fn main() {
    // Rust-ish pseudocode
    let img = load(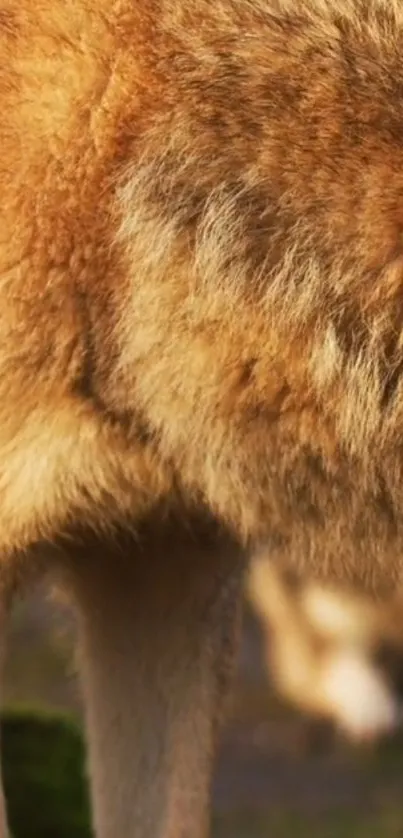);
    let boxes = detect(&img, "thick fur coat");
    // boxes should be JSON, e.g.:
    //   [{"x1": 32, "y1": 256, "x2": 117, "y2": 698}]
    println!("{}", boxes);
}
[
  {"x1": 2, "y1": 2, "x2": 403, "y2": 836},
  {"x1": 2, "y1": 1, "x2": 403, "y2": 587}
]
